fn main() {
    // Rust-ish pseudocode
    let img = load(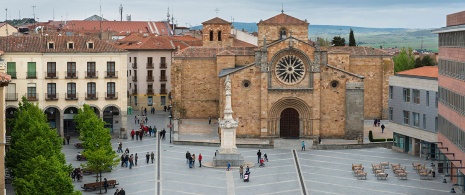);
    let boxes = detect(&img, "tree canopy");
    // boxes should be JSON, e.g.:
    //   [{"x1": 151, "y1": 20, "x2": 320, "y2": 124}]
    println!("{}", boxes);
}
[
  {"x1": 393, "y1": 47, "x2": 415, "y2": 72},
  {"x1": 75, "y1": 104, "x2": 119, "y2": 193},
  {"x1": 331, "y1": 36, "x2": 346, "y2": 46},
  {"x1": 349, "y1": 28, "x2": 356, "y2": 46},
  {"x1": 6, "y1": 97, "x2": 79, "y2": 195}
]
